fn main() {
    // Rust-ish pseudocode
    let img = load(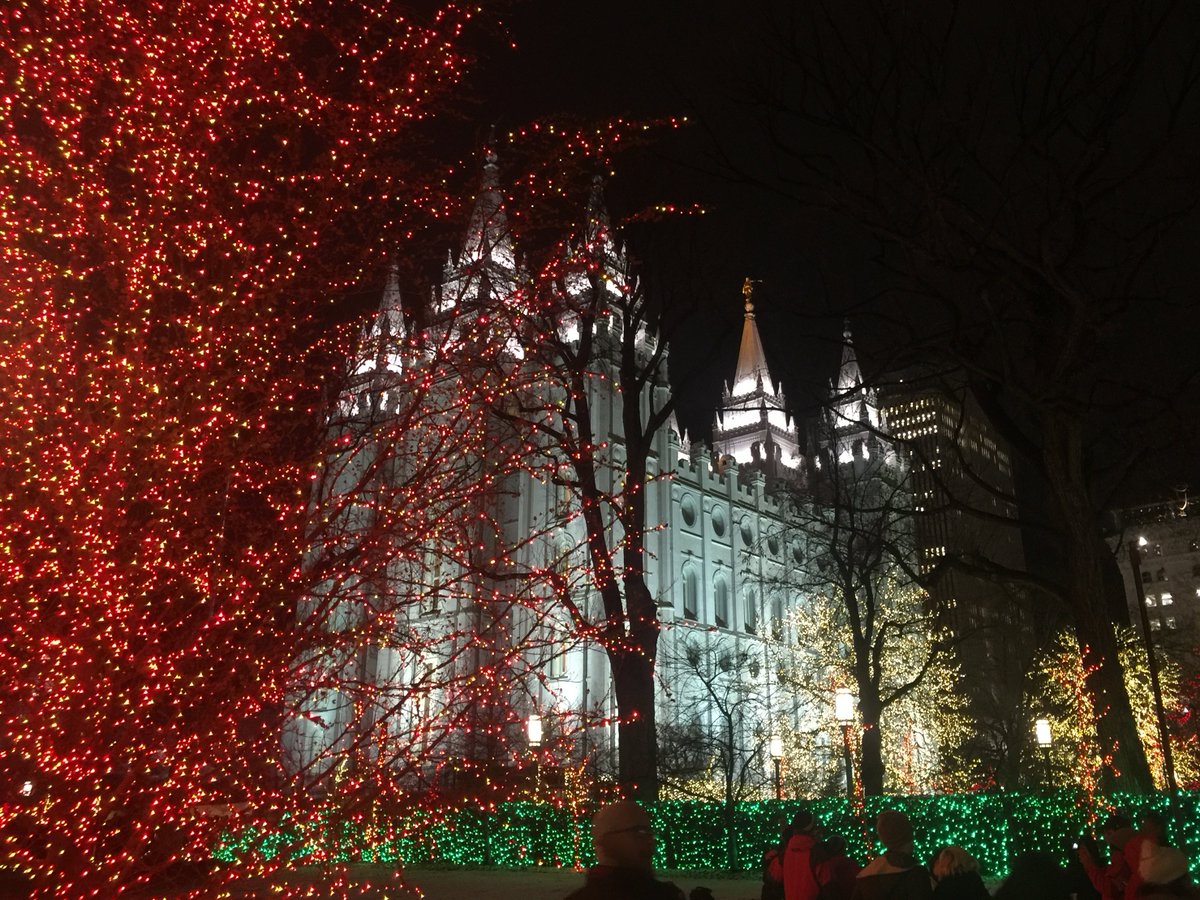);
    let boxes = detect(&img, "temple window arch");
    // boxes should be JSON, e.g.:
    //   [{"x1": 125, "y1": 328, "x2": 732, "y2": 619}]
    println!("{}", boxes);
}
[
  {"x1": 744, "y1": 588, "x2": 758, "y2": 634},
  {"x1": 714, "y1": 576, "x2": 730, "y2": 628},
  {"x1": 682, "y1": 564, "x2": 698, "y2": 621}
]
